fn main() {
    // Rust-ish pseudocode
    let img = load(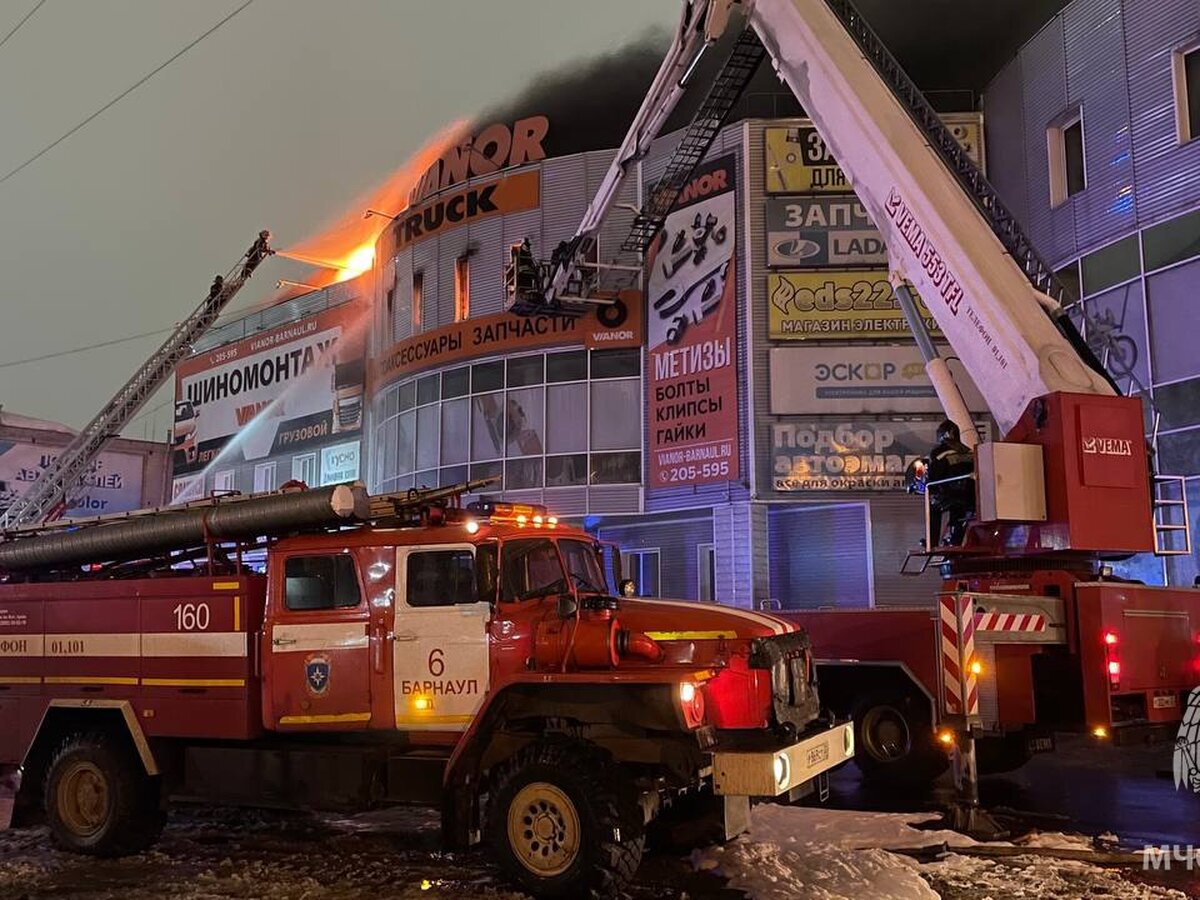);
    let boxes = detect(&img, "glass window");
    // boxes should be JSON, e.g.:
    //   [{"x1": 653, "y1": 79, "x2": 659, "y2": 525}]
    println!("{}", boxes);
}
[
  {"x1": 476, "y1": 543, "x2": 498, "y2": 605},
  {"x1": 546, "y1": 383, "x2": 588, "y2": 453},
  {"x1": 292, "y1": 454, "x2": 317, "y2": 485},
  {"x1": 397, "y1": 380, "x2": 416, "y2": 412},
  {"x1": 413, "y1": 469, "x2": 439, "y2": 489},
  {"x1": 590, "y1": 380, "x2": 641, "y2": 450},
  {"x1": 1048, "y1": 111, "x2": 1086, "y2": 206},
  {"x1": 560, "y1": 539, "x2": 607, "y2": 594},
  {"x1": 507, "y1": 355, "x2": 544, "y2": 386},
  {"x1": 1083, "y1": 281, "x2": 1148, "y2": 390},
  {"x1": 406, "y1": 550, "x2": 476, "y2": 608},
  {"x1": 500, "y1": 539, "x2": 566, "y2": 602},
  {"x1": 621, "y1": 550, "x2": 660, "y2": 597},
  {"x1": 1081, "y1": 236, "x2": 1139, "y2": 296},
  {"x1": 1055, "y1": 261, "x2": 1081, "y2": 304},
  {"x1": 547, "y1": 350, "x2": 587, "y2": 382},
  {"x1": 473, "y1": 360, "x2": 504, "y2": 393},
  {"x1": 591, "y1": 348, "x2": 641, "y2": 379},
  {"x1": 384, "y1": 386, "x2": 399, "y2": 420},
  {"x1": 441, "y1": 398, "x2": 470, "y2": 465},
  {"x1": 471, "y1": 460, "x2": 503, "y2": 488},
  {"x1": 506, "y1": 457, "x2": 544, "y2": 490},
  {"x1": 442, "y1": 367, "x2": 470, "y2": 398},
  {"x1": 1158, "y1": 429, "x2": 1200, "y2": 477},
  {"x1": 1154, "y1": 378, "x2": 1200, "y2": 433},
  {"x1": 213, "y1": 469, "x2": 236, "y2": 492},
  {"x1": 416, "y1": 404, "x2": 440, "y2": 471},
  {"x1": 253, "y1": 462, "x2": 277, "y2": 493},
  {"x1": 455, "y1": 255, "x2": 470, "y2": 322},
  {"x1": 417, "y1": 374, "x2": 440, "y2": 406},
  {"x1": 546, "y1": 454, "x2": 588, "y2": 486},
  {"x1": 1143, "y1": 208, "x2": 1200, "y2": 272},
  {"x1": 1174, "y1": 44, "x2": 1200, "y2": 142},
  {"x1": 412, "y1": 271, "x2": 424, "y2": 331},
  {"x1": 440, "y1": 464, "x2": 469, "y2": 487},
  {"x1": 1148, "y1": 259, "x2": 1200, "y2": 384},
  {"x1": 698, "y1": 544, "x2": 716, "y2": 602},
  {"x1": 285, "y1": 554, "x2": 361, "y2": 611},
  {"x1": 472, "y1": 393, "x2": 505, "y2": 460},
  {"x1": 397, "y1": 409, "x2": 416, "y2": 475},
  {"x1": 505, "y1": 387, "x2": 545, "y2": 457},
  {"x1": 591, "y1": 451, "x2": 640, "y2": 484}
]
